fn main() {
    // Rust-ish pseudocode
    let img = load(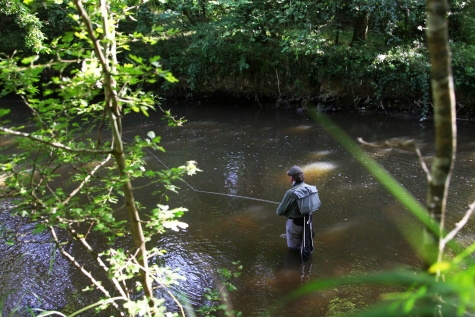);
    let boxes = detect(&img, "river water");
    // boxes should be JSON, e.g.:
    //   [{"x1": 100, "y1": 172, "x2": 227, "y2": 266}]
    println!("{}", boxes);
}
[{"x1": 1, "y1": 101, "x2": 475, "y2": 316}]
